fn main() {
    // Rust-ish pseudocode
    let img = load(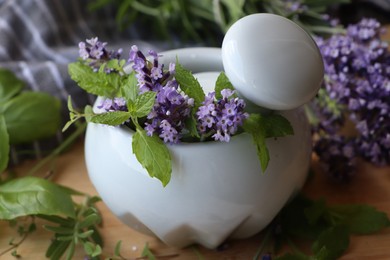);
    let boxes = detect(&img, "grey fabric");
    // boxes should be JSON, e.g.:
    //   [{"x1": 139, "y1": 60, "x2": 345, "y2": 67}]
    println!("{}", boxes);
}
[{"x1": 0, "y1": 0, "x2": 162, "y2": 163}]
